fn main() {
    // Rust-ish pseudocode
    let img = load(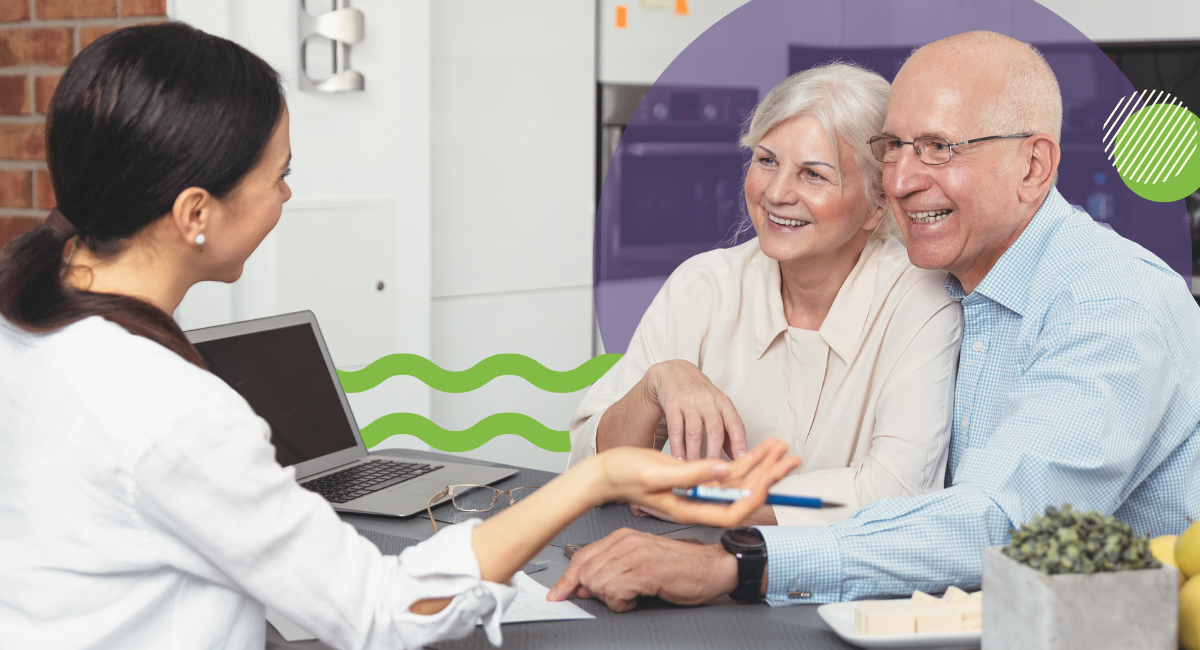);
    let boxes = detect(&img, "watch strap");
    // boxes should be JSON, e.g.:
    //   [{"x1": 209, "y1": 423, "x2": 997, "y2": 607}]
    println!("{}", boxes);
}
[{"x1": 722, "y1": 528, "x2": 766, "y2": 602}]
